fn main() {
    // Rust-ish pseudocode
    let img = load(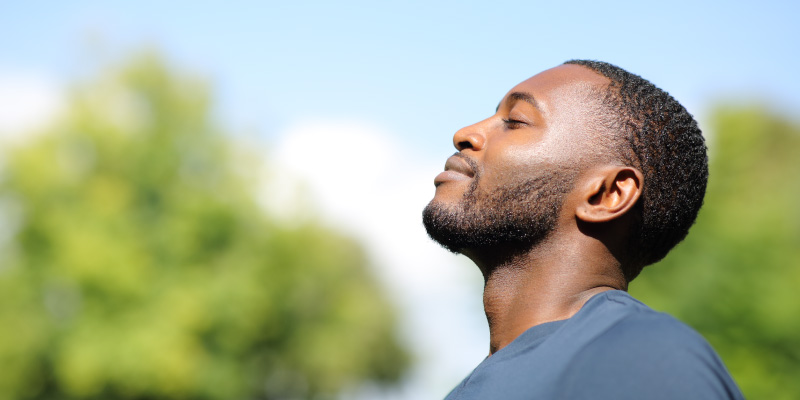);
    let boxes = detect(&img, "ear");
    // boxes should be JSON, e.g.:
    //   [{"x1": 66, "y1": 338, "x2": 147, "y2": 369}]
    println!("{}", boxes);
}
[{"x1": 575, "y1": 166, "x2": 643, "y2": 223}]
